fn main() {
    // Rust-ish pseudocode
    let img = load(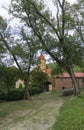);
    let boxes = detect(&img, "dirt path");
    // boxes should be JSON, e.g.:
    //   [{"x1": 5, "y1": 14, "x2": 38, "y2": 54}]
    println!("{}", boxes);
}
[{"x1": 0, "y1": 92, "x2": 64, "y2": 130}]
